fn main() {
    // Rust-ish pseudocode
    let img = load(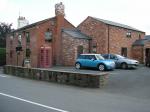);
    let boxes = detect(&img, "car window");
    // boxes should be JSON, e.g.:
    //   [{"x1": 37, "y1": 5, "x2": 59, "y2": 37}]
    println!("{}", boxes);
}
[
  {"x1": 91, "y1": 55, "x2": 96, "y2": 60},
  {"x1": 102, "y1": 54, "x2": 109, "y2": 59},
  {"x1": 110, "y1": 54, "x2": 116, "y2": 59},
  {"x1": 78, "y1": 55, "x2": 85, "y2": 59},
  {"x1": 95, "y1": 55, "x2": 104, "y2": 60},
  {"x1": 85, "y1": 55, "x2": 96, "y2": 60},
  {"x1": 116, "y1": 54, "x2": 125, "y2": 59}
]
